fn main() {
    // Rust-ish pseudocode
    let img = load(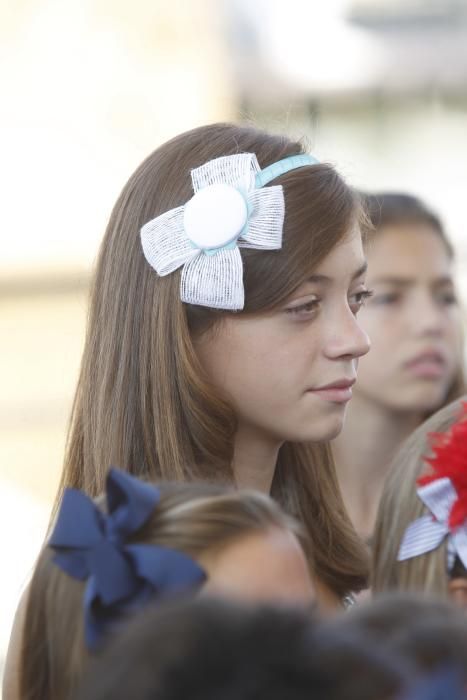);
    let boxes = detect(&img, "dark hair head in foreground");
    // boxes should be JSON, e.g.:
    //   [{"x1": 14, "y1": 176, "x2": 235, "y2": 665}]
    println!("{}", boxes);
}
[
  {"x1": 74, "y1": 597, "x2": 409, "y2": 700},
  {"x1": 337, "y1": 592, "x2": 467, "y2": 683}
]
